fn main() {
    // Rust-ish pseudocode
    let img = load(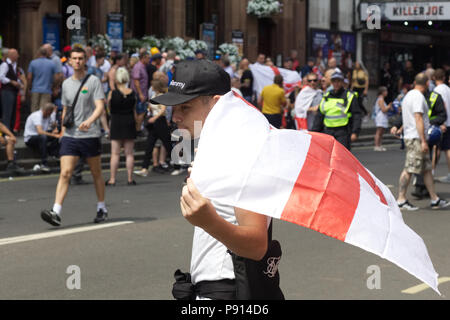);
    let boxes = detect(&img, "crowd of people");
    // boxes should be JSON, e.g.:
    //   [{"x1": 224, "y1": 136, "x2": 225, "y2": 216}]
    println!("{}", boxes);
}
[{"x1": 1, "y1": 42, "x2": 450, "y2": 213}]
